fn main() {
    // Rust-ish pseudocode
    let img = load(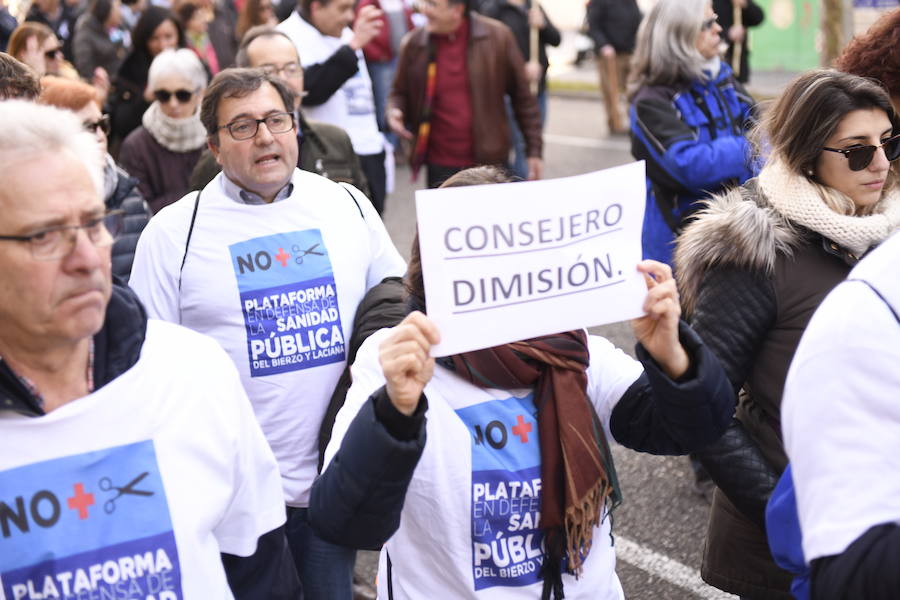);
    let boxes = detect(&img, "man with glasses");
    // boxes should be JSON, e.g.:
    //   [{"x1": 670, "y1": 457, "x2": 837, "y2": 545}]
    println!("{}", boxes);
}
[
  {"x1": 189, "y1": 26, "x2": 369, "y2": 195},
  {"x1": 130, "y1": 68, "x2": 406, "y2": 598},
  {"x1": 0, "y1": 100, "x2": 300, "y2": 599}
]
